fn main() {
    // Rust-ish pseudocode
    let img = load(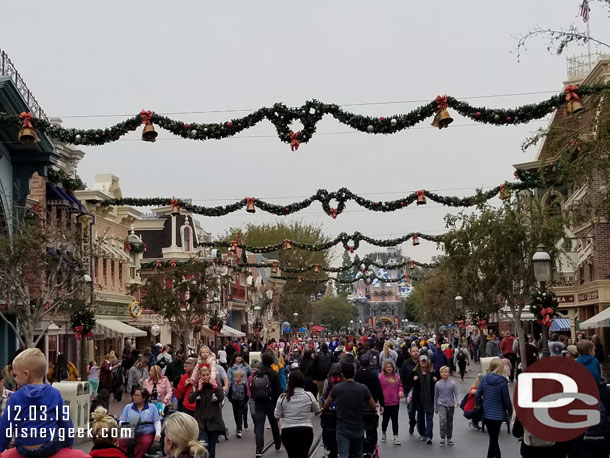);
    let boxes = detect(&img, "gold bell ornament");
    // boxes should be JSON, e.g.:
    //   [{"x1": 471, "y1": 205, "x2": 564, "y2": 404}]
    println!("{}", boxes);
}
[
  {"x1": 314, "y1": 264, "x2": 320, "y2": 273},
  {"x1": 416, "y1": 190, "x2": 427, "y2": 205},
  {"x1": 229, "y1": 240, "x2": 238, "y2": 252},
  {"x1": 412, "y1": 234, "x2": 420, "y2": 246},
  {"x1": 297, "y1": 275, "x2": 302, "y2": 283},
  {"x1": 283, "y1": 239, "x2": 292, "y2": 250},
  {"x1": 409, "y1": 260, "x2": 415, "y2": 270},
  {"x1": 18, "y1": 112, "x2": 39, "y2": 144},
  {"x1": 246, "y1": 197, "x2": 256, "y2": 213},
  {"x1": 140, "y1": 110, "x2": 158, "y2": 142},
  {"x1": 499, "y1": 183, "x2": 510, "y2": 201},
  {"x1": 328, "y1": 277, "x2": 333, "y2": 285},
  {"x1": 565, "y1": 85, "x2": 585, "y2": 115},
  {"x1": 431, "y1": 95, "x2": 453, "y2": 129}
]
